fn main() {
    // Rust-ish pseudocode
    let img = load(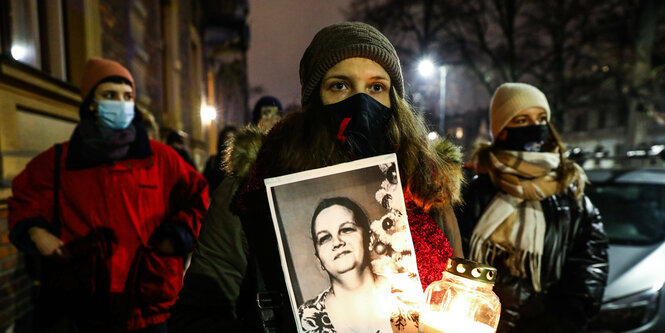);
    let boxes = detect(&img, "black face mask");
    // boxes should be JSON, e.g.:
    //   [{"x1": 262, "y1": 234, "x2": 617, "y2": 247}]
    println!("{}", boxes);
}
[
  {"x1": 494, "y1": 124, "x2": 550, "y2": 152},
  {"x1": 322, "y1": 93, "x2": 393, "y2": 159}
]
